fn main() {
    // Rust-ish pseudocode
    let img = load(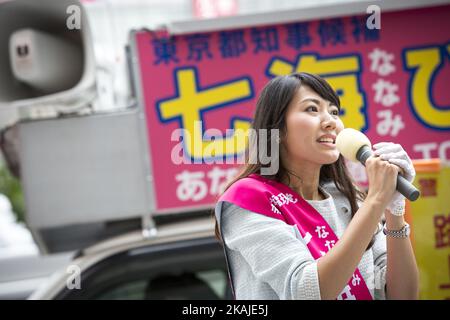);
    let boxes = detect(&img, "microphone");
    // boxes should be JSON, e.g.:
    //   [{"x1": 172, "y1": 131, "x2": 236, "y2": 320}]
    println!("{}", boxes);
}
[{"x1": 335, "y1": 128, "x2": 420, "y2": 201}]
